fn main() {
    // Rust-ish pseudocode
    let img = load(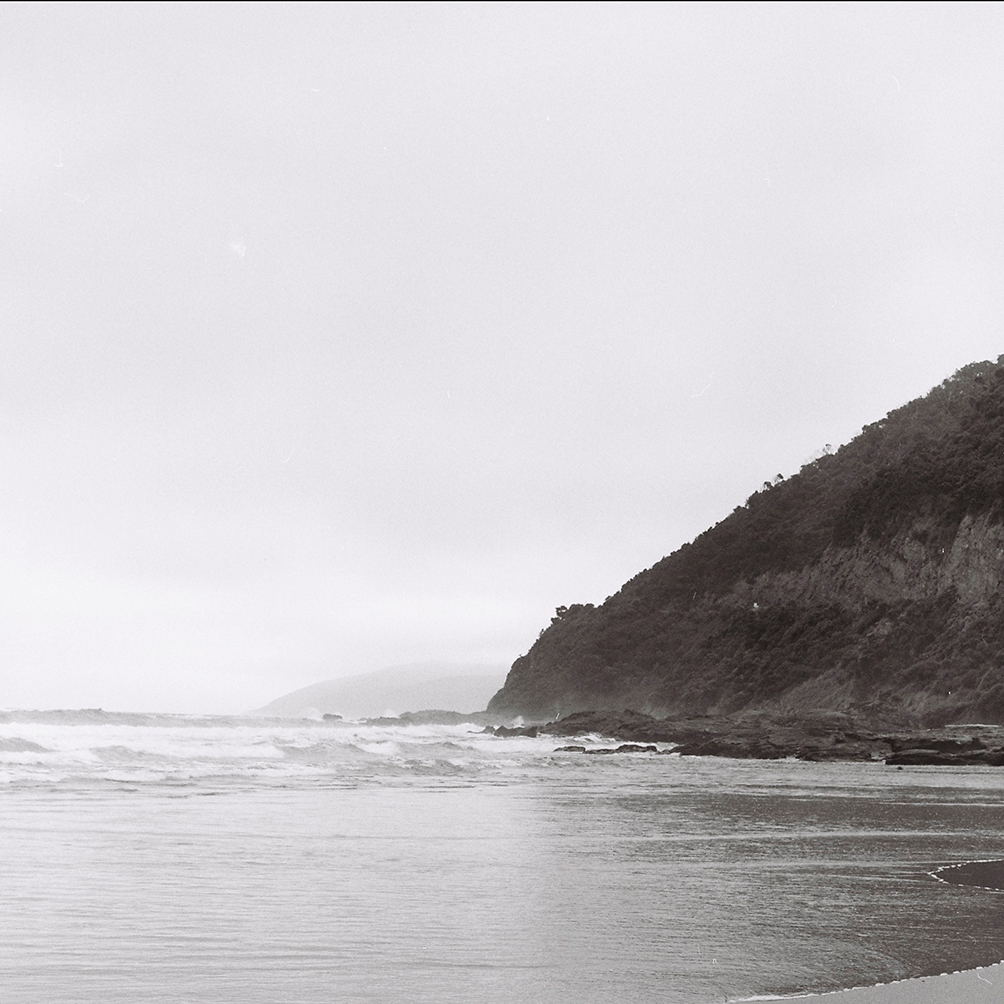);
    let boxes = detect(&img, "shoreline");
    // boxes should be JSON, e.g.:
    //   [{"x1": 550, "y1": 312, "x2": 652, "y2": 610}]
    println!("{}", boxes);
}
[
  {"x1": 739, "y1": 858, "x2": 1004, "y2": 1003},
  {"x1": 929, "y1": 857, "x2": 1004, "y2": 892},
  {"x1": 741, "y1": 961, "x2": 1004, "y2": 1002}
]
